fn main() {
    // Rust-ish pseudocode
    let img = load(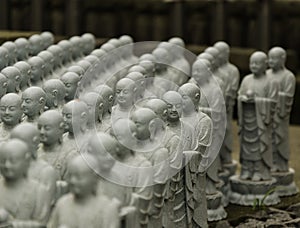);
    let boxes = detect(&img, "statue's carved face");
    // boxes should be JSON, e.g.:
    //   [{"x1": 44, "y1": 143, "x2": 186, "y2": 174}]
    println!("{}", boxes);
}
[
  {"x1": 22, "y1": 91, "x2": 42, "y2": 117},
  {"x1": 38, "y1": 117, "x2": 62, "y2": 146},
  {"x1": 163, "y1": 93, "x2": 182, "y2": 122},
  {"x1": 268, "y1": 51, "x2": 284, "y2": 70},
  {"x1": 61, "y1": 76, "x2": 78, "y2": 101},
  {"x1": 0, "y1": 146, "x2": 28, "y2": 180},
  {"x1": 250, "y1": 54, "x2": 267, "y2": 75},
  {"x1": 0, "y1": 98, "x2": 22, "y2": 126},
  {"x1": 115, "y1": 81, "x2": 135, "y2": 108},
  {"x1": 67, "y1": 159, "x2": 97, "y2": 197}
]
